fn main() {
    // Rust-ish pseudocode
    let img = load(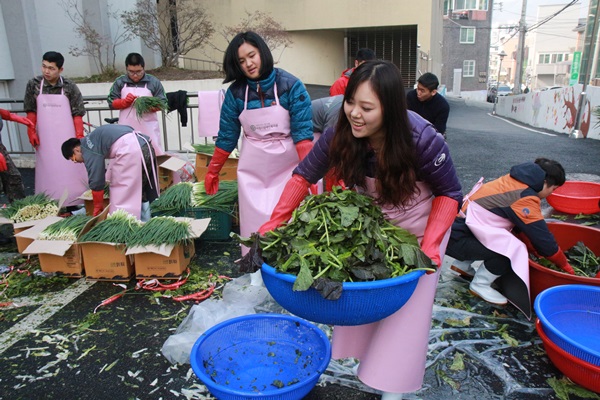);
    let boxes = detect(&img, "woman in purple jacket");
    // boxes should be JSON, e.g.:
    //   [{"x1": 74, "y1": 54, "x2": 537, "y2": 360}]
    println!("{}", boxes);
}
[{"x1": 259, "y1": 60, "x2": 462, "y2": 399}]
